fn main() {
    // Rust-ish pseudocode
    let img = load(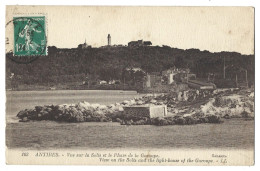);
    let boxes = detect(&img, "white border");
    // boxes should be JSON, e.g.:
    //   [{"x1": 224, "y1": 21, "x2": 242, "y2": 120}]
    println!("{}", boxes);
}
[{"x1": 0, "y1": 0, "x2": 259, "y2": 171}]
